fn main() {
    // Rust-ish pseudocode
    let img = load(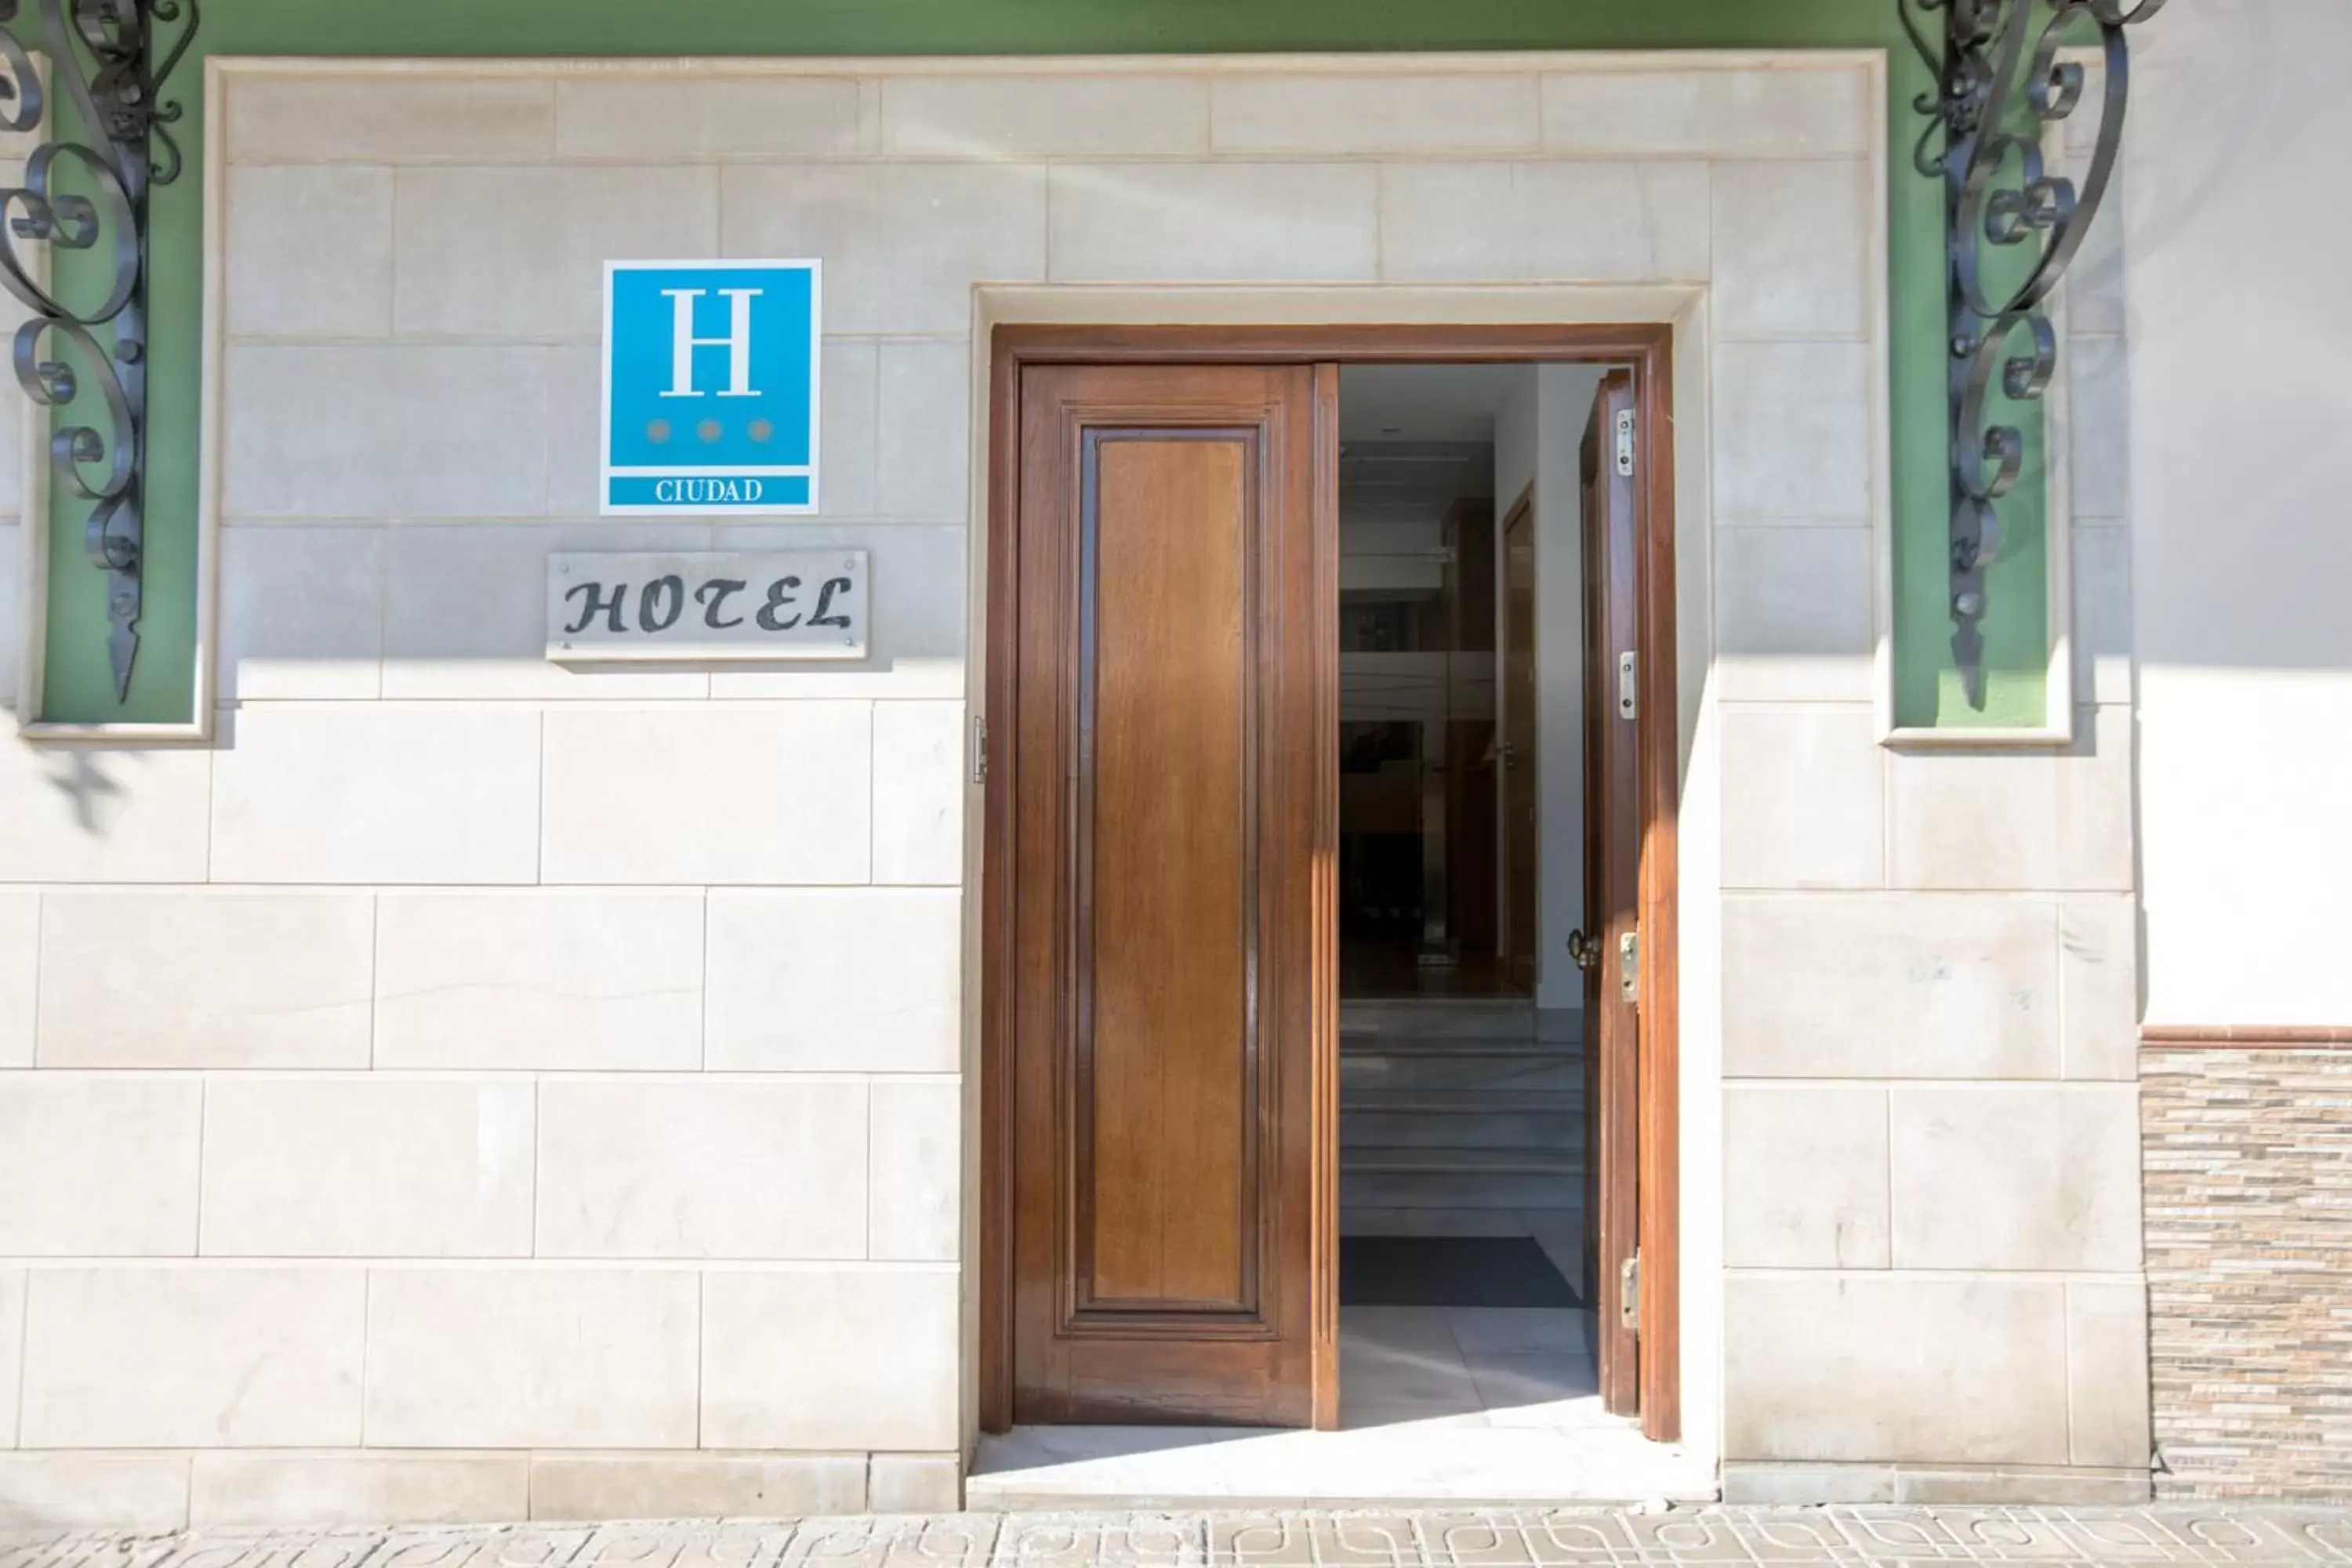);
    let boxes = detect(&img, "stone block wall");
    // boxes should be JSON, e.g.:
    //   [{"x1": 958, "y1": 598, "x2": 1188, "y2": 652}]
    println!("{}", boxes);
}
[
  {"x1": 0, "y1": 50, "x2": 2151, "y2": 1526},
  {"x1": 2143, "y1": 1047, "x2": 2352, "y2": 1501},
  {"x1": 1713, "y1": 78, "x2": 2147, "y2": 1506}
]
